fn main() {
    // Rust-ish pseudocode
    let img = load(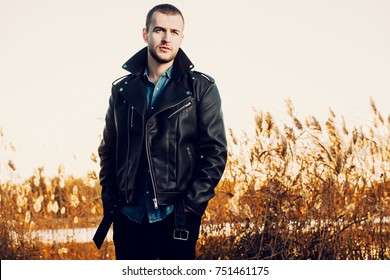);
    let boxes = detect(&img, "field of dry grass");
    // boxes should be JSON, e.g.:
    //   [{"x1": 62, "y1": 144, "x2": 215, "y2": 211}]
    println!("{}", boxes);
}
[{"x1": 1, "y1": 99, "x2": 389, "y2": 259}]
